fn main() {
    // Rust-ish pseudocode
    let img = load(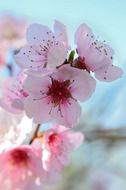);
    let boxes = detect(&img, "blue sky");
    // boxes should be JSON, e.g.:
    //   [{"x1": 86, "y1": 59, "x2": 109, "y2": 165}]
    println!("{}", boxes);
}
[{"x1": 0, "y1": 0, "x2": 126, "y2": 64}]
